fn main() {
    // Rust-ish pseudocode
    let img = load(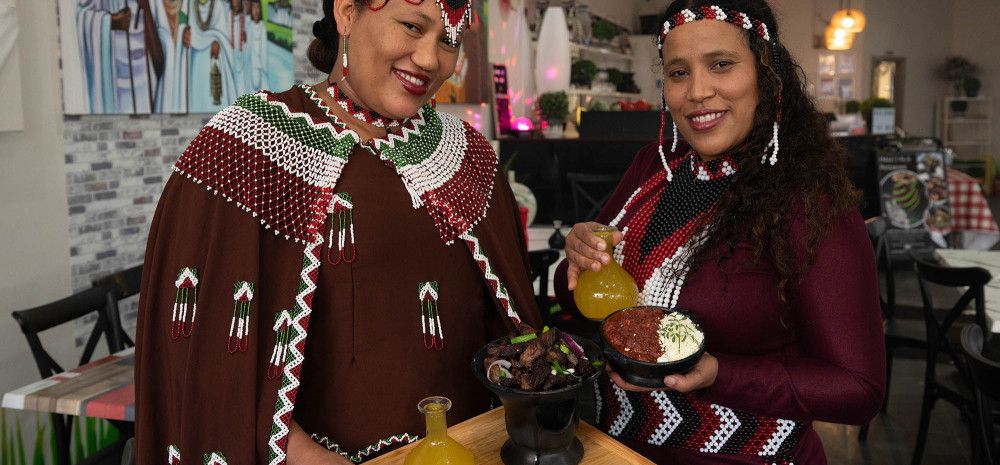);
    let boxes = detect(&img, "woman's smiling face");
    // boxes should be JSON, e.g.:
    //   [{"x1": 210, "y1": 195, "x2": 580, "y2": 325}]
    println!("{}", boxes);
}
[
  {"x1": 334, "y1": 0, "x2": 462, "y2": 119},
  {"x1": 661, "y1": 20, "x2": 760, "y2": 158}
]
